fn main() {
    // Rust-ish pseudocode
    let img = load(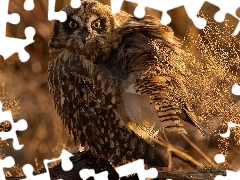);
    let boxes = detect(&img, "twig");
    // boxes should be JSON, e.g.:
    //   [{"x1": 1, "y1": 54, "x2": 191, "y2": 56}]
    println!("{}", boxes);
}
[
  {"x1": 181, "y1": 133, "x2": 217, "y2": 168},
  {"x1": 229, "y1": 143, "x2": 240, "y2": 156},
  {"x1": 161, "y1": 129, "x2": 172, "y2": 170},
  {"x1": 135, "y1": 126, "x2": 205, "y2": 168},
  {"x1": 157, "y1": 169, "x2": 226, "y2": 180}
]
